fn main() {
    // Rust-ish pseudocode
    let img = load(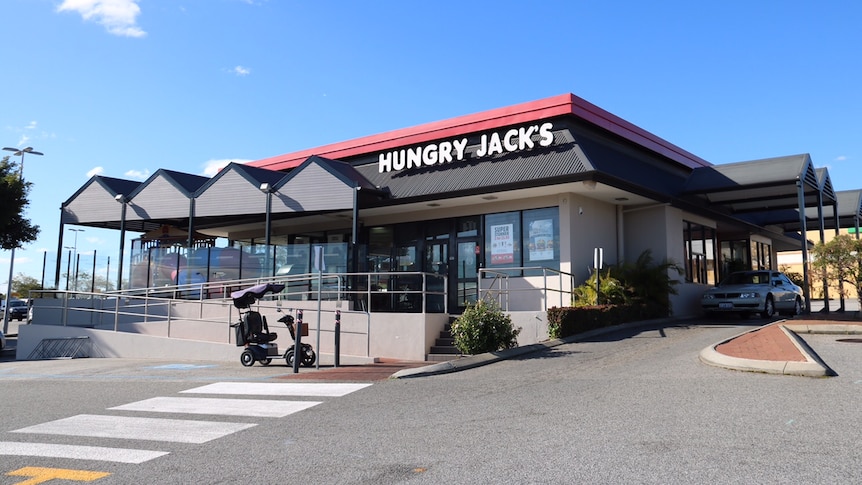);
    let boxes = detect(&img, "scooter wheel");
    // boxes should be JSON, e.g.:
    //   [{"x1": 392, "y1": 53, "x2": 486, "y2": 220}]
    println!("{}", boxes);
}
[
  {"x1": 301, "y1": 349, "x2": 316, "y2": 367},
  {"x1": 260, "y1": 358, "x2": 272, "y2": 366},
  {"x1": 285, "y1": 349, "x2": 296, "y2": 367},
  {"x1": 240, "y1": 349, "x2": 255, "y2": 367}
]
